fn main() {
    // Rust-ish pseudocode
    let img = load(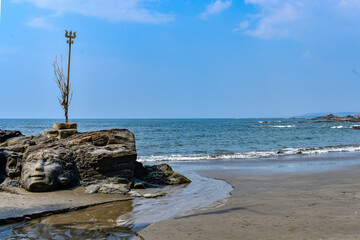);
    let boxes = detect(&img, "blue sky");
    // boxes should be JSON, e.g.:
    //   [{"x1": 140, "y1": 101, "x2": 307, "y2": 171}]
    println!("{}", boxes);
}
[{"x1": 1, "y1": 0, "x2": 360, "y2": 118}]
